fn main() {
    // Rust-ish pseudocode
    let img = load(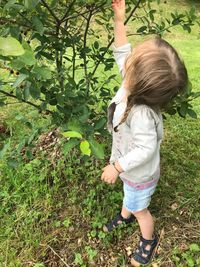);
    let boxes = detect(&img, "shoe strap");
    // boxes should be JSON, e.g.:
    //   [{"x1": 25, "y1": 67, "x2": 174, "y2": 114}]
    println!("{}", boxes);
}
[
  {"x1": 133, "y1": 235, "x2": 157, "y2": 263},
  {"x1": 140, "y1": 234, "x2": 157, "y2": 245}
]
